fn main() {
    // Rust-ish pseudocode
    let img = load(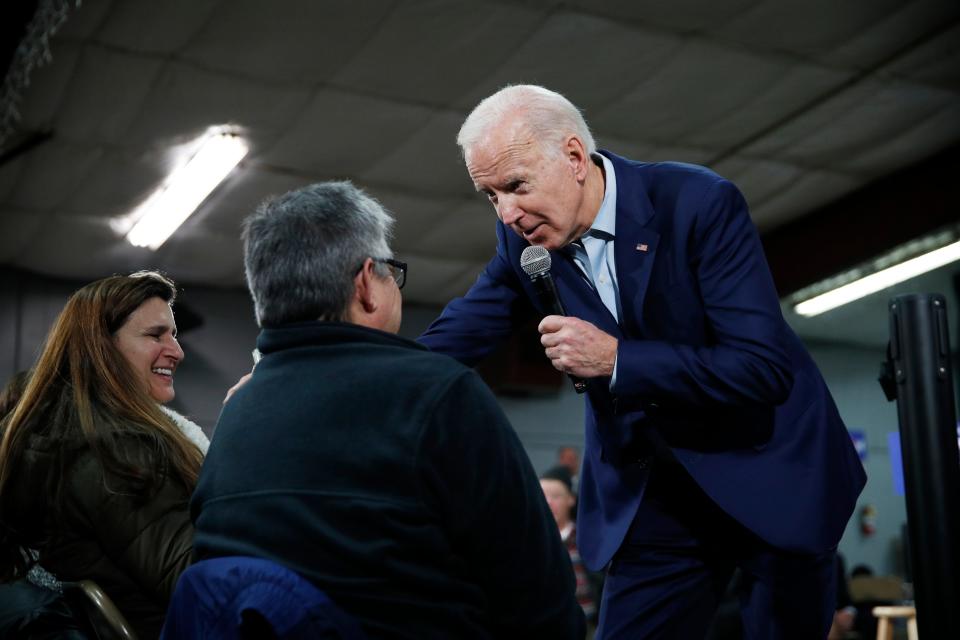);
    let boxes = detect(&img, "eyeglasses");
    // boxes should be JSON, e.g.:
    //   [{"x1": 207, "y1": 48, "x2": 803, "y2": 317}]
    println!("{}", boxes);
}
[{"x1": 363, "y1": 257, "x2": 407, "y2": 289}]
